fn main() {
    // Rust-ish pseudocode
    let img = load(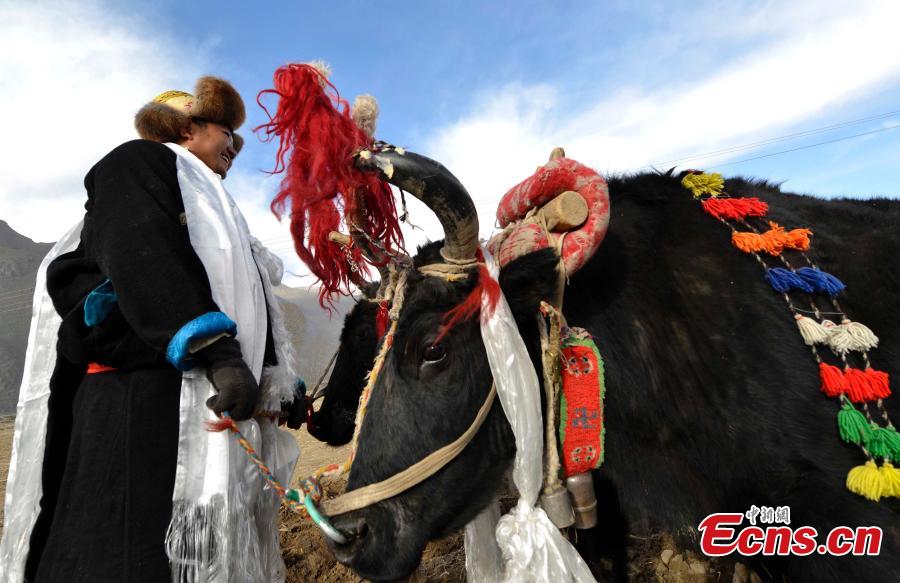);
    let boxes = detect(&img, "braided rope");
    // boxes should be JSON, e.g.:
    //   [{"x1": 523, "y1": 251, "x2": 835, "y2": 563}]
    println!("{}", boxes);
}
[{"x1": 209, "y1": 414, "x2": 320, "y2": 517}]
